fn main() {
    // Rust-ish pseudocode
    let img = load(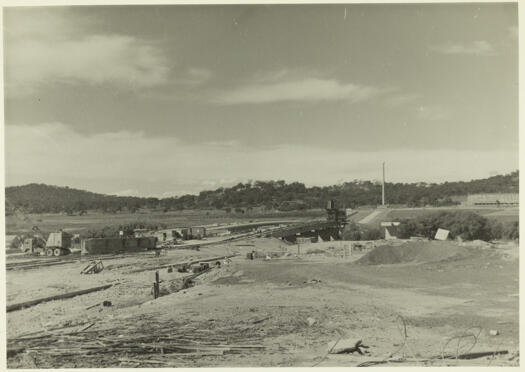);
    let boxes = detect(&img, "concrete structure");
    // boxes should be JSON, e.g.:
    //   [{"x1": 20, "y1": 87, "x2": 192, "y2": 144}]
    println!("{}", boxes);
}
[
  {"x1": 180, "y1": 226, "x2": 207, "y2": 240},
  {"x1": 380, "y1": 221, "x2": 400, "y2": 240},
  {"x1": 190, "y1": 226, "x2": 206, "y2": 239},
  {"x1": 464, "y1": 193, "x2": 518, "y2": 207},
  {"x1": 152, "y1": 229, "x2": 179, "y2": 242}
]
